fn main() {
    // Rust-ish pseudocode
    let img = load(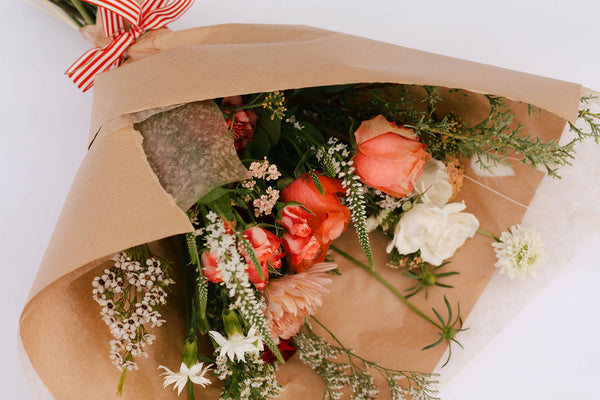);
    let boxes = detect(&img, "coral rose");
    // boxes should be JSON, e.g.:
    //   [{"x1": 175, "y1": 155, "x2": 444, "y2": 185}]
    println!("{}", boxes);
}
[
  {"x1": 280, "y1": 174, "x2": 350, "y2": 271},
  {"x1": 280, "y1": 205, "x2": 313, "y2": 237},
  {"x1": 281, "y1": 174, "x2": 350, "y2": 243},
  {"x1": 353, "y1": 115, "x2": 431, "y2": 198},
  {"x1": 242, "y1": 227, "x2": 284, "y2": 290},
  {"x1": 200, "y1": 251, "x2": 223, "y2": 283},
  {"x1": 281, "y1": 232, "x2": 321, "y2": 266}
]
